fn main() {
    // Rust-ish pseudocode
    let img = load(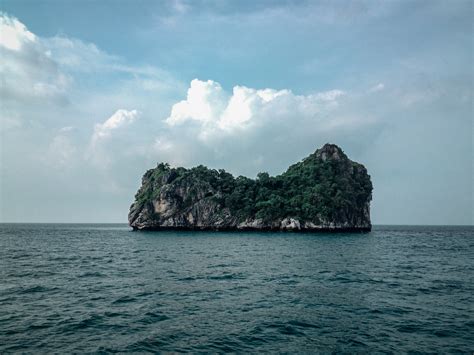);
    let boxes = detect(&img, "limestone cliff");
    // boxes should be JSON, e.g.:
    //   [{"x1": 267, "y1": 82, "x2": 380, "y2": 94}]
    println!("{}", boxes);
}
[{"x1": 129, "y1": 144, "x2": 372, "y2": 232}]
